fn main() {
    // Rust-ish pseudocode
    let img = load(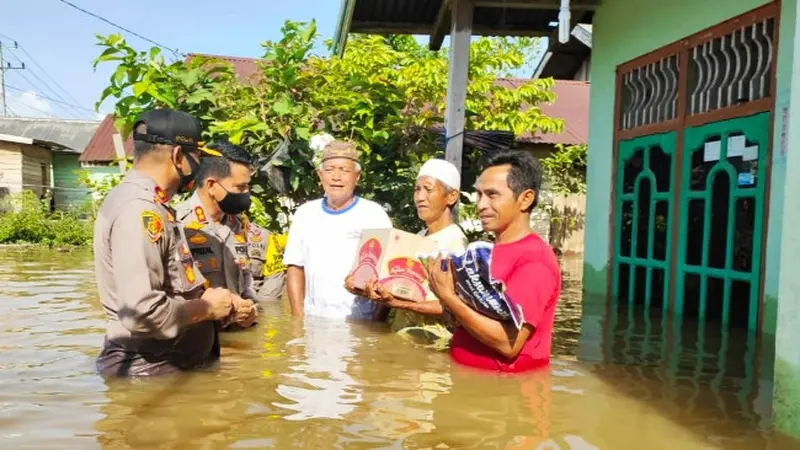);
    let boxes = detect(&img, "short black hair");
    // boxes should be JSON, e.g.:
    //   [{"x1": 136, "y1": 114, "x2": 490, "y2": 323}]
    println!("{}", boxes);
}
[
  {"x1": 483, "y1": 150, "x2": 543, "y2": 211},
  {"x1": 196, "y1": 139, "x2": 254, "y2": 186}
]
